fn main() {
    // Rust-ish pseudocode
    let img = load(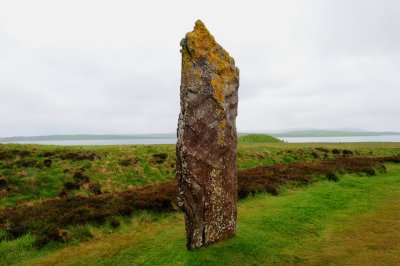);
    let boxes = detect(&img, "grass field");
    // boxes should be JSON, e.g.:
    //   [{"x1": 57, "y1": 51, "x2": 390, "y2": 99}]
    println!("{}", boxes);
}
[
  {"x1": 0, "y1": 138, "x2": 399, "y2": 265},
  {"x1": 1, "y1": 140, "x2": 398, "y2": 207}
]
